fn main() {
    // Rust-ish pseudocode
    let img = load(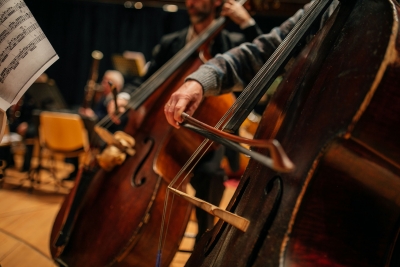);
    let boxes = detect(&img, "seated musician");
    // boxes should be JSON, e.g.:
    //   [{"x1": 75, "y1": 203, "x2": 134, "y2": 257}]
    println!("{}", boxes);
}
[
  {"x1": 60, "y1": 70, "x2": 125, "y2": 181},
  {"x1": 108, "y1": 0, "x2": 263, "y2": 243},
  {"x1": 79, "y1": 70, "x2": 124, "y2": 121},
  {"x1": 164, "y1": 0, "x2": 339, "y2": 128},
  {"x1": 163, "y1": 0, "x2": 338, "y2": 239},
  {"x1": 0, "y1": 73, "x2": 54, "y2": 173}
]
